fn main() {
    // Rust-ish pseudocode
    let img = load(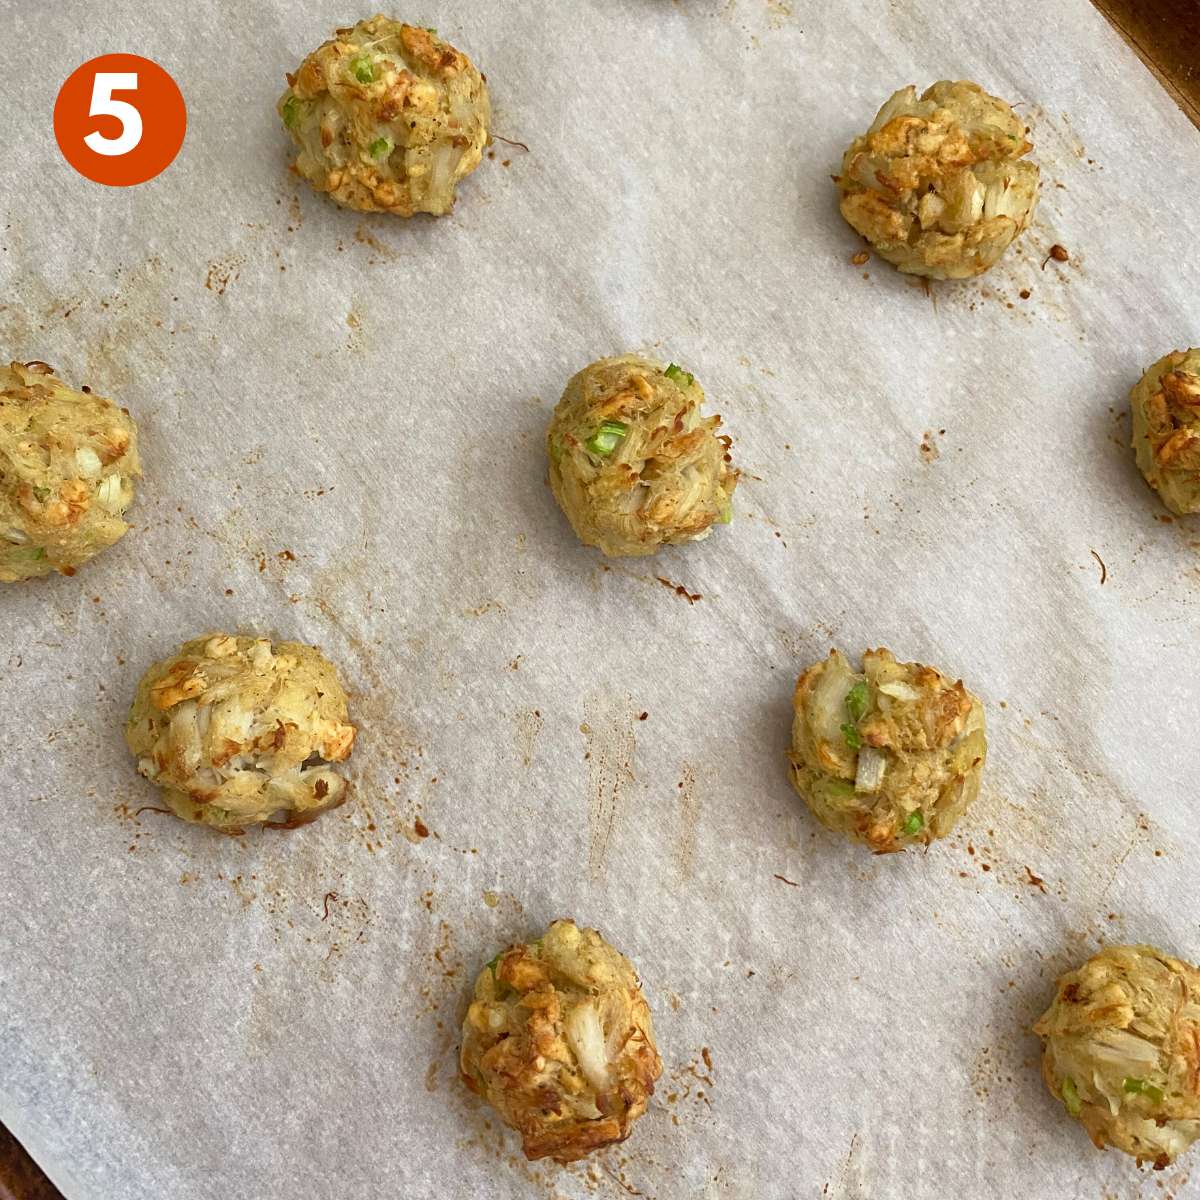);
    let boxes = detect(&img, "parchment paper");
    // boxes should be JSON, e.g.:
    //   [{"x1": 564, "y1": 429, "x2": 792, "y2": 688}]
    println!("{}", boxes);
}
[{"x1": 2, "y1": 2, "x2": 1199, "y2": 1197}]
